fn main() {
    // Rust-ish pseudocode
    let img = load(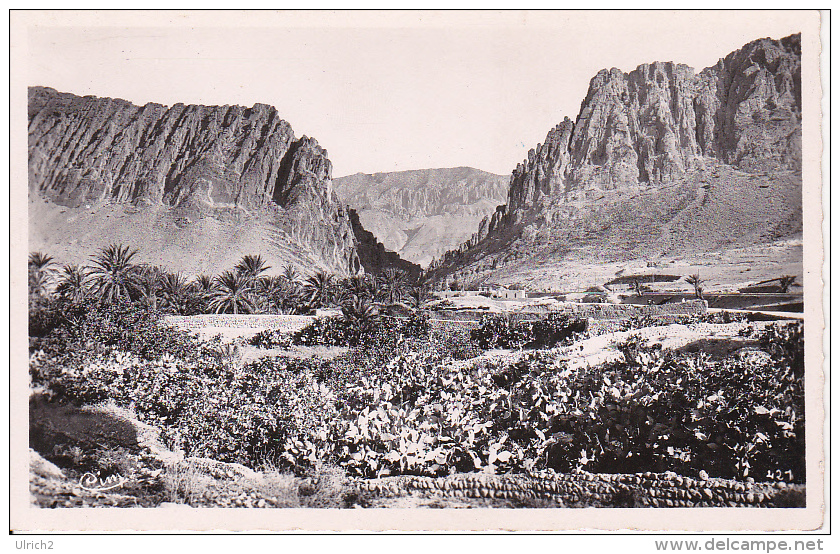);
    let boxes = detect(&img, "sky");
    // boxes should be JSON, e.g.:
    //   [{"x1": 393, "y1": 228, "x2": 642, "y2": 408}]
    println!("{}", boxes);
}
[{"x1": 23, "y1": 11, "x2": 811, "y2": 177}]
